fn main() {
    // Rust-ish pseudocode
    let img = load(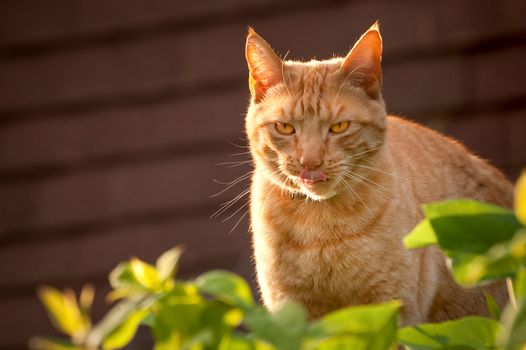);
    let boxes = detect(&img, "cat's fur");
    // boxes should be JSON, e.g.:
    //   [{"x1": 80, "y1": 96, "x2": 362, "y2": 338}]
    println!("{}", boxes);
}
[{"x1": 244, "y1": 23, "x2": 512, "y2": 325}]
